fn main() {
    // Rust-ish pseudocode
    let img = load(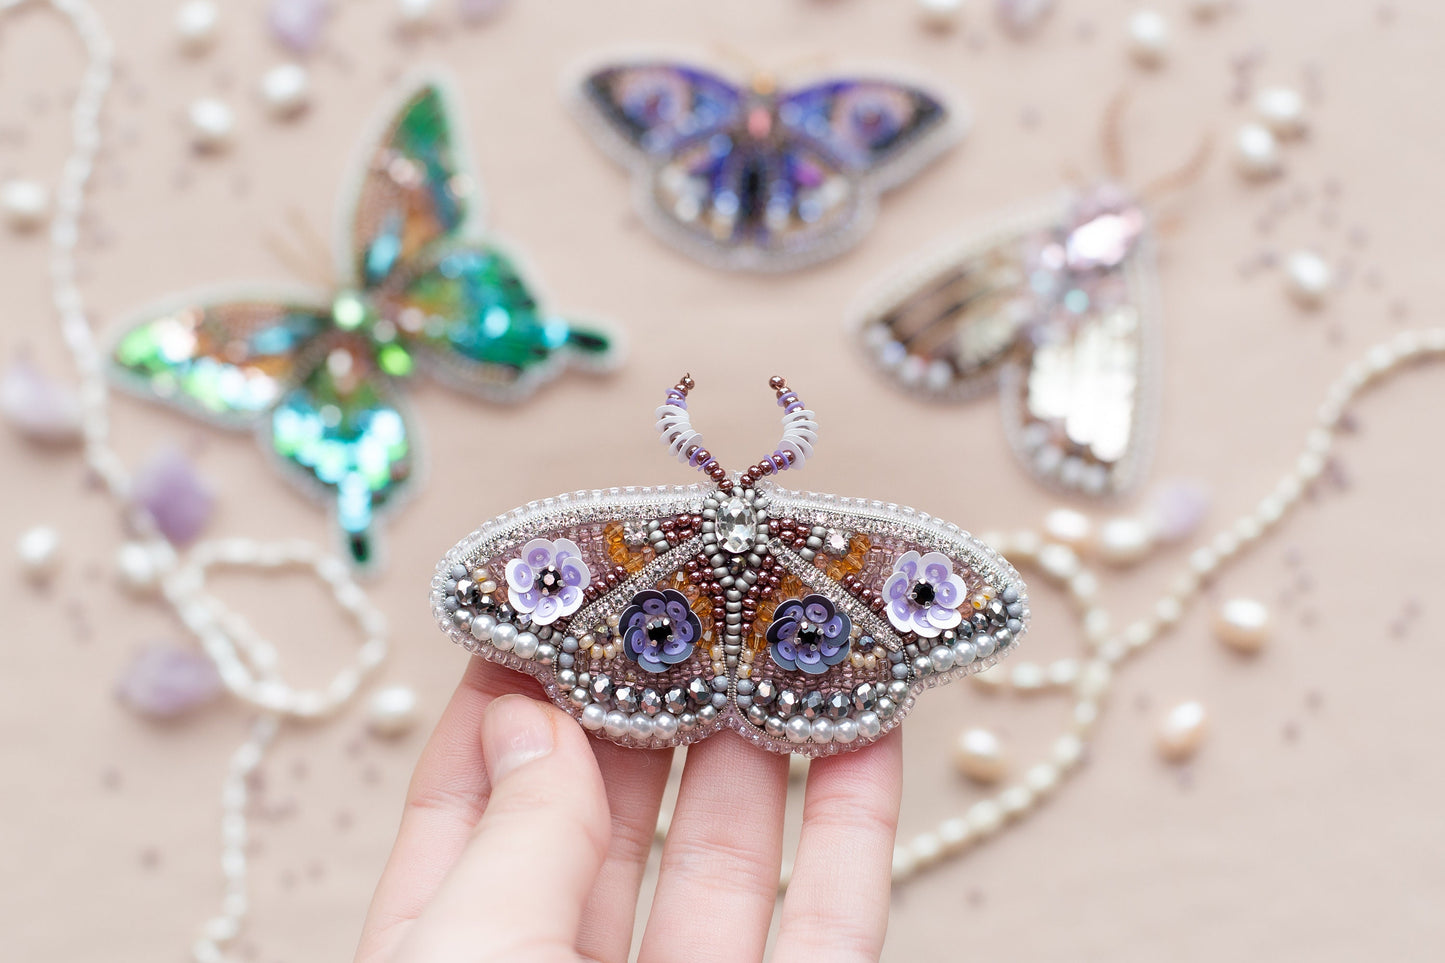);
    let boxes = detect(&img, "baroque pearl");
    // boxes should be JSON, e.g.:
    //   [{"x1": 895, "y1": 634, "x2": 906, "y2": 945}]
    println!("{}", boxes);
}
[
  {"x1": 260, "y1": 63, "x2": 310, "y2": 118},
  {"x1": 16, "y1": 525, "x2": 60, "y2": 580},
  {"x1": 2, "y1": 179, "x2": 49, "y2": 230},
  {"x1": 189, "y1": 98, "x2": 235, "y2": 151},
  {"x1": 1254, "y1": 86, "x2": 1307, "y2": 137},
  {"x1": 918, "y1": 0, "x2": 964, "y2": 30},
  {"x1": 954, "y1": 727, "x2": 1007, "y2": 783},
  {"x1": 1214, "y1": 597, "x2": 1271, "y2": 653},
  {"x1": 1157, "y1": 701, "x2": 1208, "y2": 761},
  {"x1": 1234, "y1": 123, "x2": 1281, "y2": 179},
  {"x1": 1042, "y1": 507, "x2": 1093, "y2": 549},
  {"x1": 1096, "y1": 516, "x2": 1154, "y2": 565},
  {"x1": 1126, "y1": 10, "x2": 1169, "y2": 67},
  {"x1": 1284, "y1": 249, "x2": 1332, "y2": 307},
  {"x1": 366, "y1": 685, "x2": 420, "y2": 737},
  {"x1": 175, "y1": 1, "x2": 220, "y2": 53}
]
